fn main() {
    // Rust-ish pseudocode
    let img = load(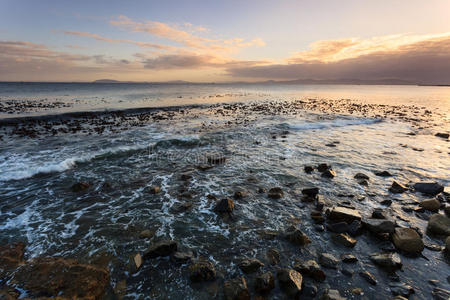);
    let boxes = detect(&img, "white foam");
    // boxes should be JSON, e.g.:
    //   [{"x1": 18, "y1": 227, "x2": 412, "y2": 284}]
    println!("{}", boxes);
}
[{"x1": 287, "y1": 118, "x2": 382, "y2": 130}]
